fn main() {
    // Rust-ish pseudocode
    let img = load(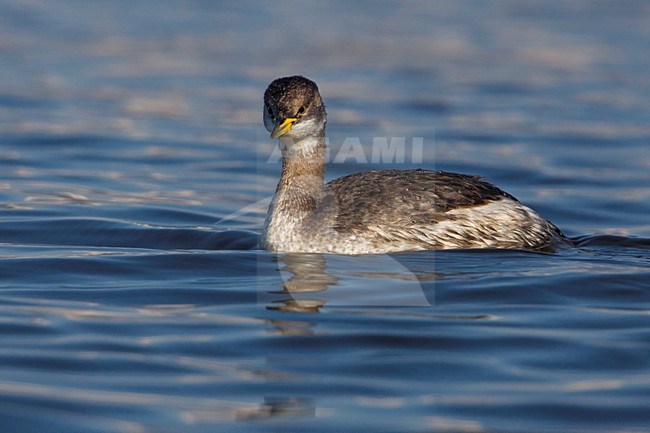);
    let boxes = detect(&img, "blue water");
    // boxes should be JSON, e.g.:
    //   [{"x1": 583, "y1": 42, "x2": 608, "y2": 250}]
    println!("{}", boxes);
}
[{"x1": 1, "y1": 1, "x2": 649, "y2": 432}]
